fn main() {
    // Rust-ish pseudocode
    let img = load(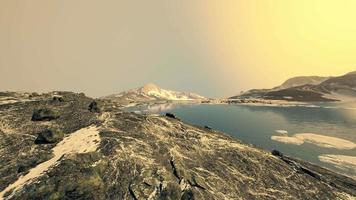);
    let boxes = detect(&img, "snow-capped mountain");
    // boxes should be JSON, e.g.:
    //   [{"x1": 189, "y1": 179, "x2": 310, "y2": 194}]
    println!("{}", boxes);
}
[
  {"x1": 136, "y1": 83, "x2": 206, "y2": 100},
  {"x1": 102, "y1": 83, "x2": 206, "y2": 105}
]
